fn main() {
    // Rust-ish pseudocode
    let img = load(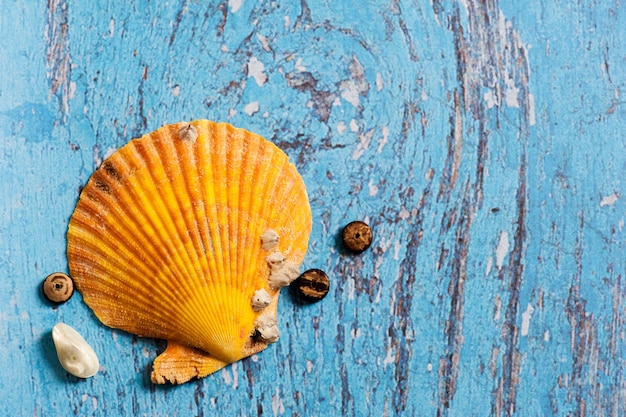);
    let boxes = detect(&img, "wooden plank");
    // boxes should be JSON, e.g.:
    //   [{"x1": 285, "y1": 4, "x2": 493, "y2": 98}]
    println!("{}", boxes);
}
[{"x1": 1, "y1": 0, "x2": 624, "y2": 415}]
